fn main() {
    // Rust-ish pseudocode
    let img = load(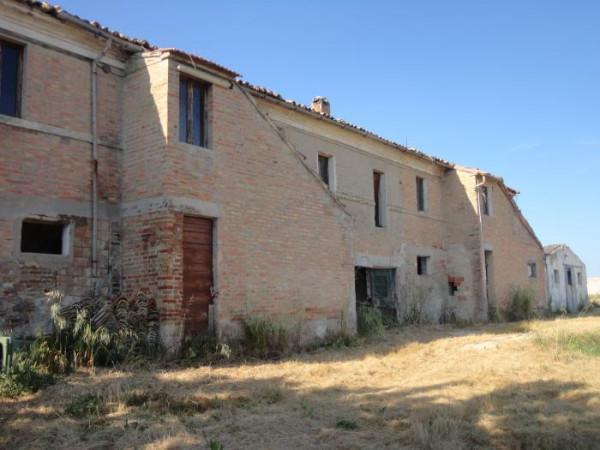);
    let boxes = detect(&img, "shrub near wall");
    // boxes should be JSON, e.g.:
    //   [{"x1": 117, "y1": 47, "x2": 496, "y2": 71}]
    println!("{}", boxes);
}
[{"x1": 506, "y1": 286, "x2": 534, "y2": 321}]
